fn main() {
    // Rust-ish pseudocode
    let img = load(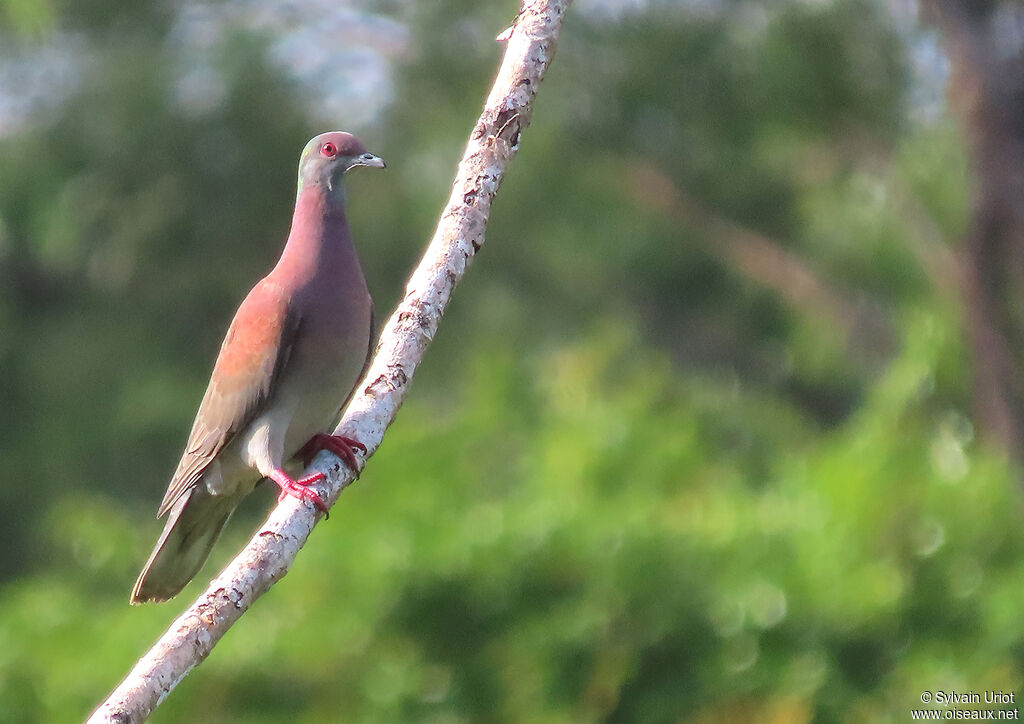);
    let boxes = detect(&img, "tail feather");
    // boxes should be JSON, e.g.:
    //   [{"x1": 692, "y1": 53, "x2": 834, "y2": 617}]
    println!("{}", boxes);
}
[{"x1": 131, "y1": 485, "x2": 241, "y2": 604}]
